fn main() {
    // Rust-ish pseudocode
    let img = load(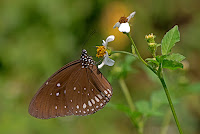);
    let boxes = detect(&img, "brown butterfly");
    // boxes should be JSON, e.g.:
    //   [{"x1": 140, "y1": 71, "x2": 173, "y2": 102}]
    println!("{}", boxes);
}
[{"x1": 29, "y1": 49, "x2": 112, "y2": 119}]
